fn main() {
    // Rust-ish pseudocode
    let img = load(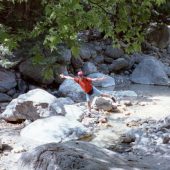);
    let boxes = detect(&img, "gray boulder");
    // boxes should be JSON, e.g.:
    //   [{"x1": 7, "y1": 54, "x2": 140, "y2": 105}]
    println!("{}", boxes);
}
[
  {"x1": 7, "y1": 88, "x2": 16, "y2": 97},
  {"x1": 79, "y1": 44, "x2": 97, "y2": 60},
  {"x1": 57, "y1": 47, "x2": 72, "y2": 64},
  {"x1": 129, "y1": 53, "x2": 148, "y2": 69},
  {"x1": 98, "y1": 64, "x2": 110, "y2": 74},
  {"x1": 71, "y1": 56, "x2": 84, "y2": 70},
  {"x1": 82, "y1": 62, "x2": 97, "y2": 75},
  {"x1": 19, "y1": 59, "x2": 54, "y2": 85},
  {"x1": 147, "y1": 24, "x2": 170, "y2": 49},
  {"x1": 88, "y1": 73, "x2": 115, "y2": 88},
  {"x1": 54, "y1": 64, "x2": 68, "y2": 84},
  {"x1": 104, "y1": 56, "x2": 113, "y2": 64},
  {"x1": 1, "y1": 89, "x2": 68, "y2": 122},
  {"x1": 109, "y1": 58, "x2": 129, "y2": 72},
  {"x1": 131, "y1": 58, "x2": 170, "y2": 85},
  {"x1": 0, "y1": 69, "x2": 17, "y2": 92},
  {"x1": 91, "y1": 96, "x2": 115, "y2": 111},
  {"x1": 164, "y1": 66, "x2": 170, "y2": 77},
  {"x1": 0, "y1": 93, "x2": 12, "y2": 102},
  {"x1": 20, "y1": 116, "x2": 90, "y2": 144},
  {"x1": 18, "y1": 141, "x2": 131, "y2": 170},
  {"x1": 93, "y1": 55, "x2": 104, "y2": 64},
  {"x1": 104, "y1": 45, "x2": 124, "y2": 59},
  {"x1": 58, "y1": 79, "x2": 85, "y2": 102}
]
